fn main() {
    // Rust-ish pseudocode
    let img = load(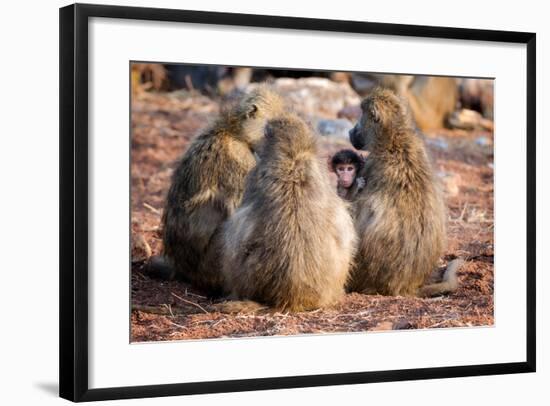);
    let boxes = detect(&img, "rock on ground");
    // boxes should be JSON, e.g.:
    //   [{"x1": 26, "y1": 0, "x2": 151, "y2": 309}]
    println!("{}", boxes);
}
[{"x1": 248, "y1": 77, "x2": 361, "y2": 119}]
